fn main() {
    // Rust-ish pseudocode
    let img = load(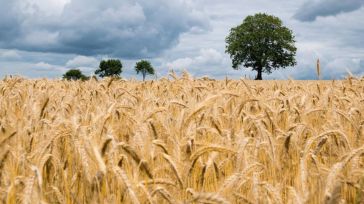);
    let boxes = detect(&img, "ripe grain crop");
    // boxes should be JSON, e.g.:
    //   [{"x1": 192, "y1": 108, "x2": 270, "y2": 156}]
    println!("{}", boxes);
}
[{"x1": 0, "y1": 73, "x2": 363, "y2": 203}]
